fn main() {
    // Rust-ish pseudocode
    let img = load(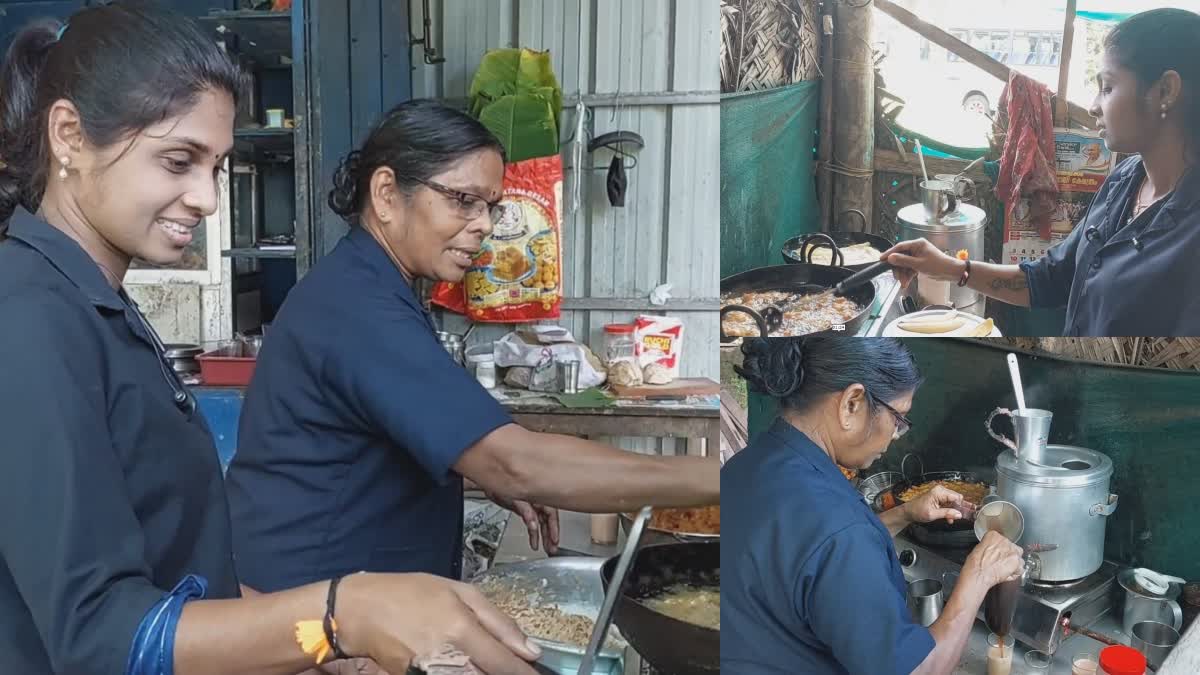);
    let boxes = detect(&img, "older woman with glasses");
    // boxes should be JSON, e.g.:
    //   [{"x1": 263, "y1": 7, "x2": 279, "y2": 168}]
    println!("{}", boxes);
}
[
  {"x1": 722, "y1": 338, "x2": 1023, "y2": 675},
  {"x1": 223, "y1": 100, "x2": 719, "y2": 595}
]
